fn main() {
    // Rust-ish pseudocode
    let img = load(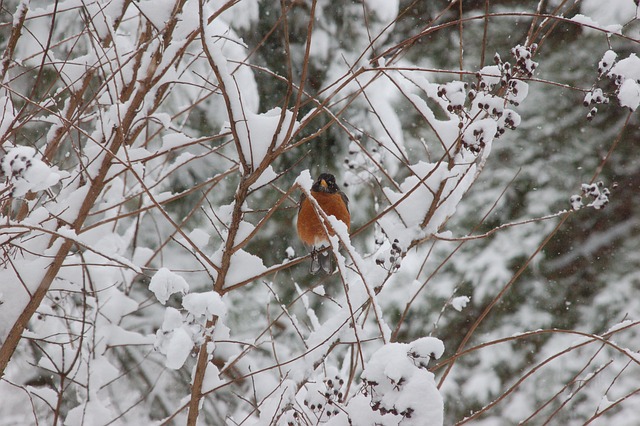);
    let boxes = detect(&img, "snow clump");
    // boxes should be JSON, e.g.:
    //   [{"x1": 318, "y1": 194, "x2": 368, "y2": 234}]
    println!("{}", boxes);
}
[
  {"x1": 1, "y1": 146, "x2": 64, "y2": 197},
  {"x1": 359, "y1": 337, "x2": 445, "y2": 425},
  {"x1": 150, "y1": 267, "x2": 228, "y2": 370}
]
